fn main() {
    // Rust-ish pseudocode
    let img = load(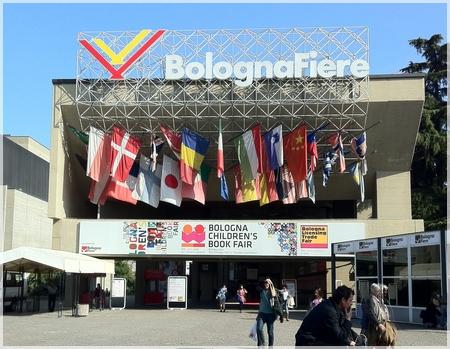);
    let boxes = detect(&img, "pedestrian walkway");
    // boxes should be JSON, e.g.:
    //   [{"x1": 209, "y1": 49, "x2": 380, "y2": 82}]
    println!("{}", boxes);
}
[{"x1": 2, "y1": 308, "x2": 447, "y2": 346}]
